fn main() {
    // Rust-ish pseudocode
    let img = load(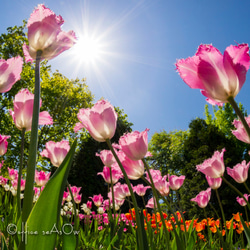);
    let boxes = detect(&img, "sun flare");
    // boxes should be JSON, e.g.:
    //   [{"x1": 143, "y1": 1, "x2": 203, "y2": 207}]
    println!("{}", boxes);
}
[{"x1": 73, "y1": 35, "x2": 103, "y2": 64}]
